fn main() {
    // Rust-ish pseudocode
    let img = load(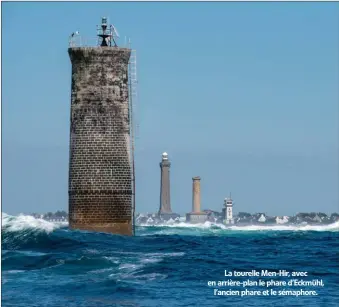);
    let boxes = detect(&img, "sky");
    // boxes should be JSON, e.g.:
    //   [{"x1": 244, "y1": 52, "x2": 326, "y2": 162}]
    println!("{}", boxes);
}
[{"x1": 2, "y1": 2, "x2": 339, "y2": 216}]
